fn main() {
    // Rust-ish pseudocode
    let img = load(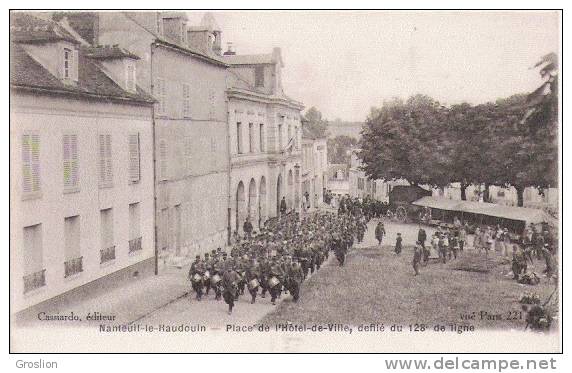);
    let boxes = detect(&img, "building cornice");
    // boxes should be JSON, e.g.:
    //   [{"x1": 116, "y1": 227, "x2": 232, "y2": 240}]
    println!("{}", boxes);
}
[{"x1": 227, "y1": 88, "x2": 304, "y2": 111}]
